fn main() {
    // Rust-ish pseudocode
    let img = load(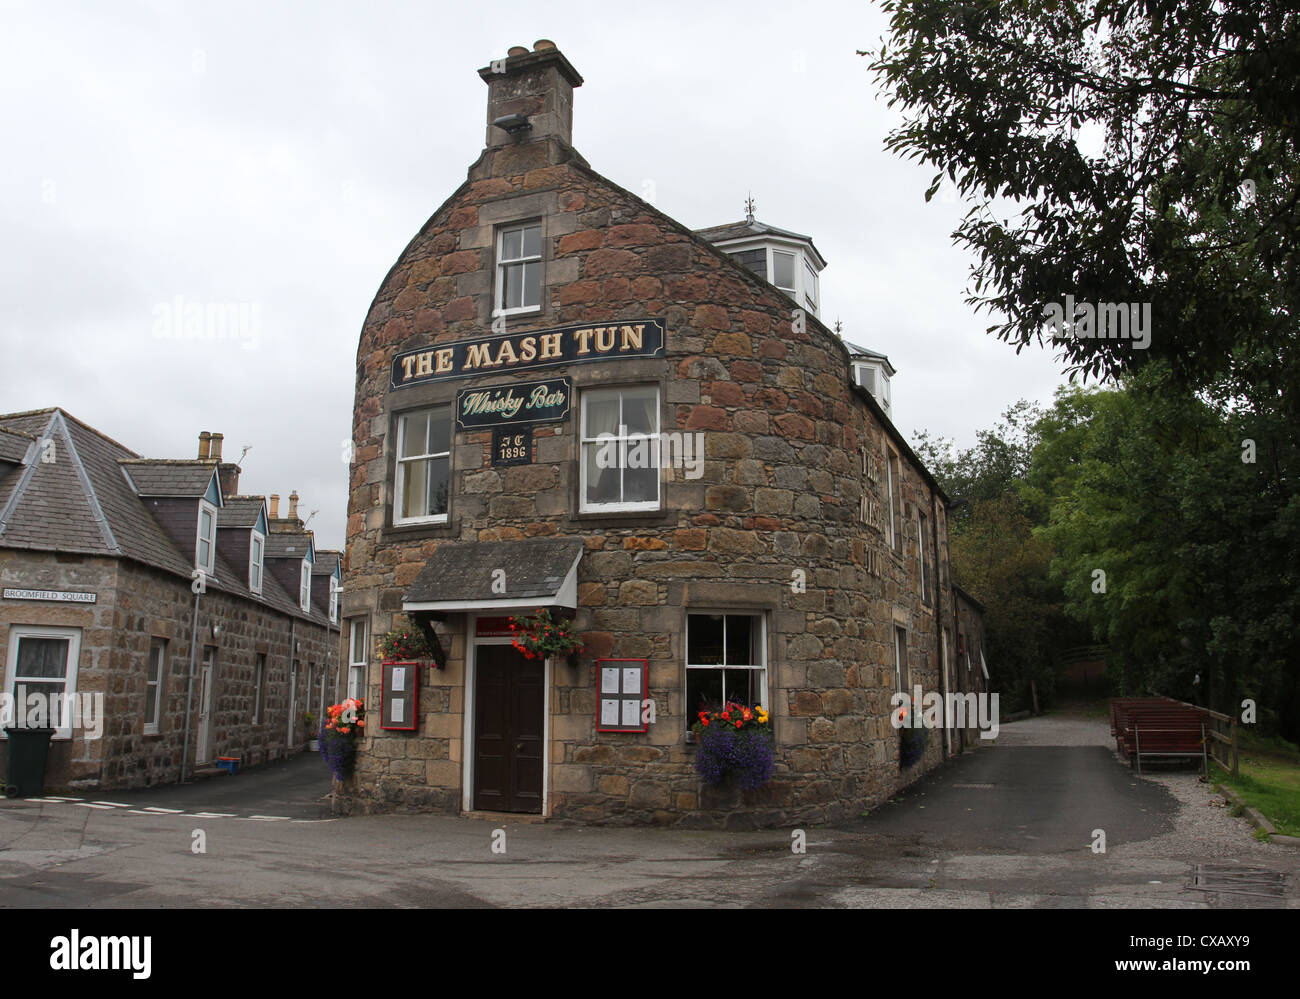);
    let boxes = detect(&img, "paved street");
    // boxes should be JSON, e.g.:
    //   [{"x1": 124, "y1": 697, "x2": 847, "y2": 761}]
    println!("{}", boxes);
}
[{"x1": 1, "y1": 712, "x2": 1295, "y2": 908}]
